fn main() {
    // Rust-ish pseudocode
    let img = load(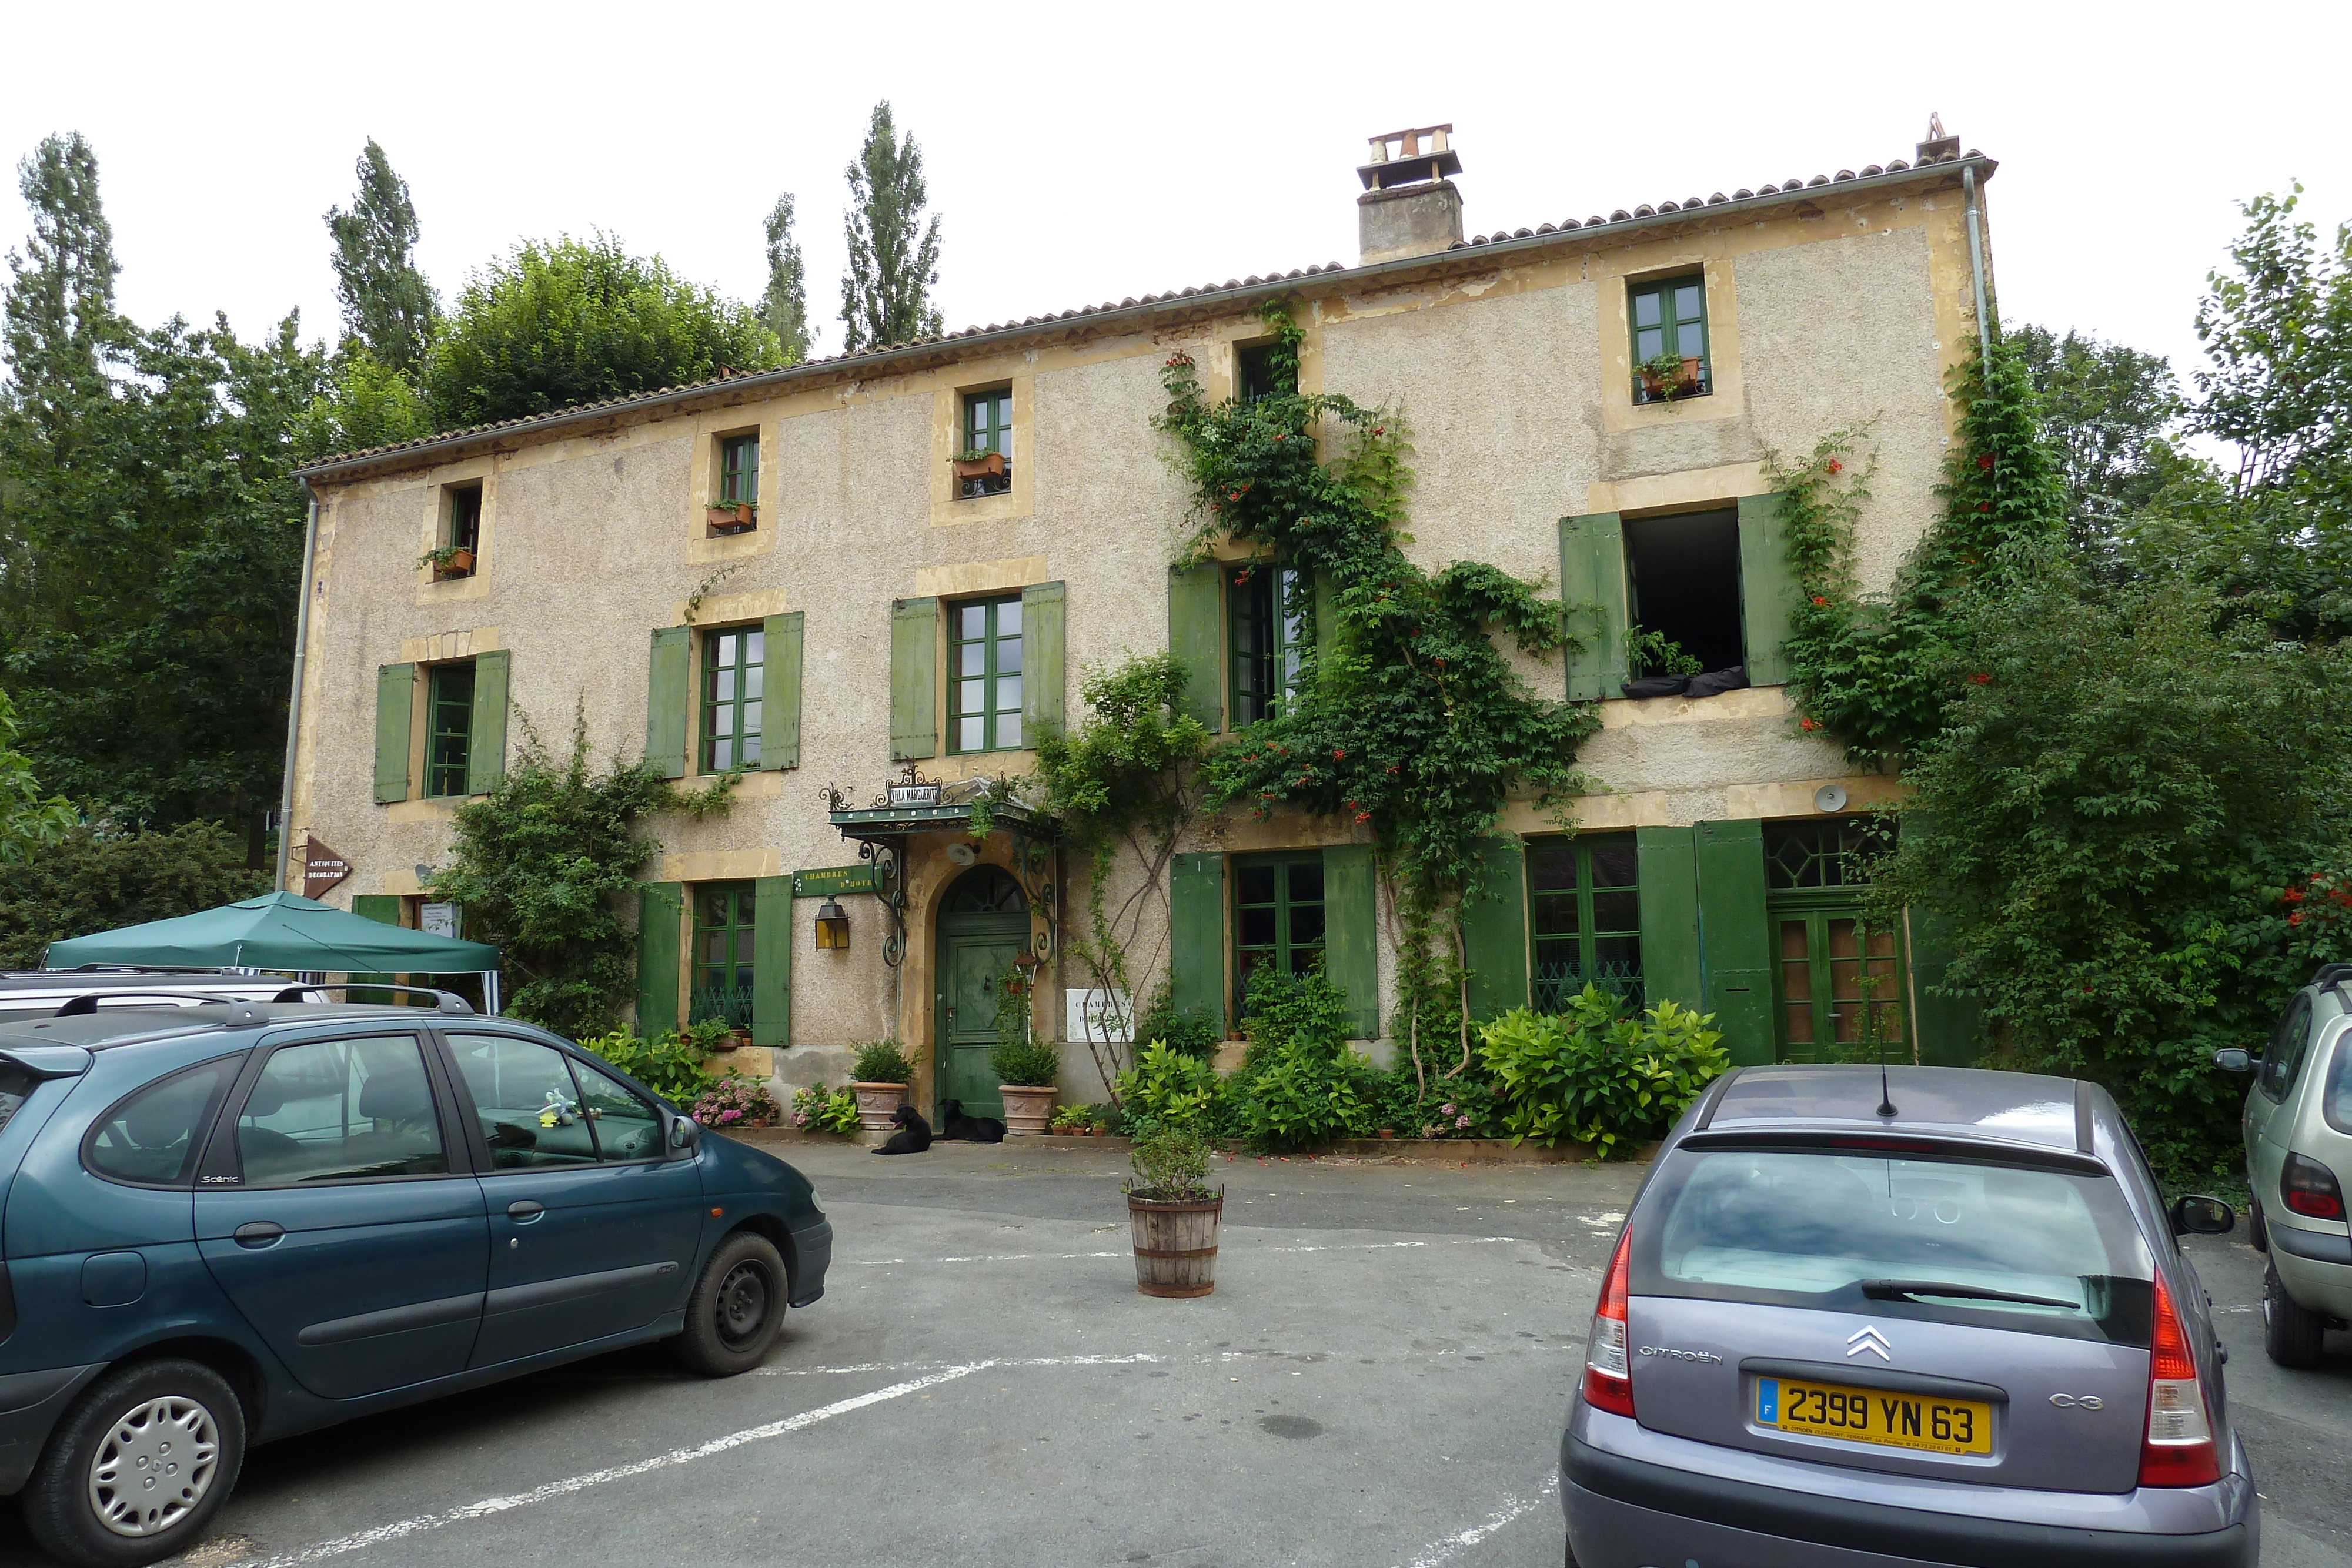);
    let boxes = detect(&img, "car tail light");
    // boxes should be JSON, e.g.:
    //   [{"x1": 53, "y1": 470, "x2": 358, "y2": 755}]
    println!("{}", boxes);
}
[
  {"x1": 2139, "y1": 1273, "x2": 2219, "y2": 1487},
  {"x1": 1582, "y1": 1225, "x2": 1635, "y2": 1418},
  {"x1": 2281, "y1": 1153, "x2": 2346, "y2": 1220}
]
